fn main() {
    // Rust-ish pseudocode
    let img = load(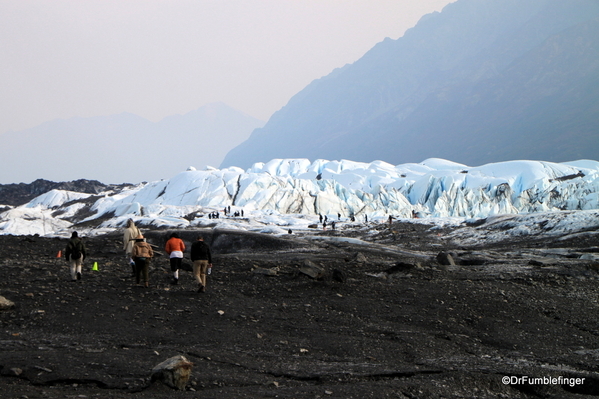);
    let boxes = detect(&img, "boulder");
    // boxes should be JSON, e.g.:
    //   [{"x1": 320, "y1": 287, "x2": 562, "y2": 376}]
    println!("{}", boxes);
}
[
  {"x1": 354, "y1": 252, "x2": 367, "y2": 264},
  {"x1": 332, "y1": 269, "x2": 346, "y2": 283},
  {"x1": 0, "y1": 295, "x2": 15, "y2": 310},
  {"x1": 458, "y1": 258, "x2": 486, "y2": 266},
  {"x1": 436, "y1": 252, "x2": 456, "y2": 266},
  {"x1": 253, "y1": 267, "x2": 278, "y2": 276},
  {"x1": 385, "y1": 262, "x2": 415, "y2": 274},
  {"x1": 528, "y1": 259, "x2": 546, "y2": 267},
  {"x1": 150, "y1": 355, "x2": 193, "y2": 390},
  {"x1": 299, "y1": 260, "x2": 325, "y2": 279}
]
